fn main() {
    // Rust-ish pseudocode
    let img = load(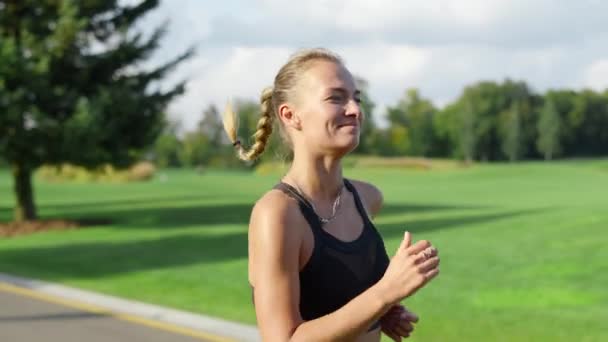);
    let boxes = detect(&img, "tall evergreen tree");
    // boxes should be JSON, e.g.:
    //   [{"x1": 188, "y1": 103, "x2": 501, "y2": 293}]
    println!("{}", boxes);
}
[
  {"x1": 537, "y1": 97, "x2": 561, "y2": 160},
  {"x1": 460, "y1": 98, "x2": 477, "y2": 164},
  {"x1": 198, "y1": 104, "x2": 225, "y2": 148},
  {"x1": 0, "y1": 0, "x2": 193, "y2": 221},
  {"x1": 501, "y1": 102, "x2": 522, "y2": 162}
]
